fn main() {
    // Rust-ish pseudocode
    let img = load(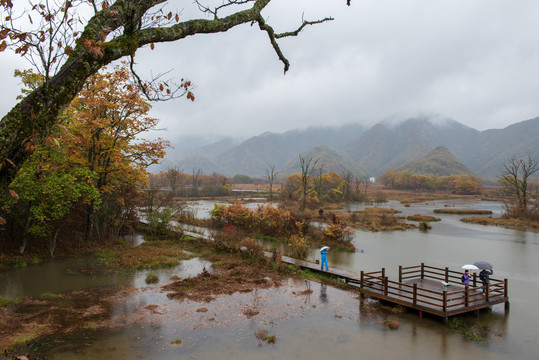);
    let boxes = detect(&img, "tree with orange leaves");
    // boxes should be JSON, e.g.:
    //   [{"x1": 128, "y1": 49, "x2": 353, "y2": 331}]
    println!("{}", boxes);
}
[
  {"x1": 68, "y1": 62, "x2": 169, "y2": 240},
  {"x1": 1, "y1": 63, "x2": 168, "y2": 250}
]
